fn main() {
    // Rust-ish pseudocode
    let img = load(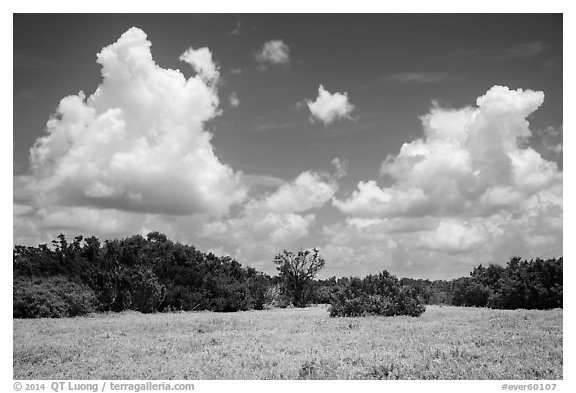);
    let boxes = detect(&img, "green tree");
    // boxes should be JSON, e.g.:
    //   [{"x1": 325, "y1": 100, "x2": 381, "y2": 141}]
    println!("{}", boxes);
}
[{"x1": 273, "y1": 248, "x2": 325, "y2": 307}]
